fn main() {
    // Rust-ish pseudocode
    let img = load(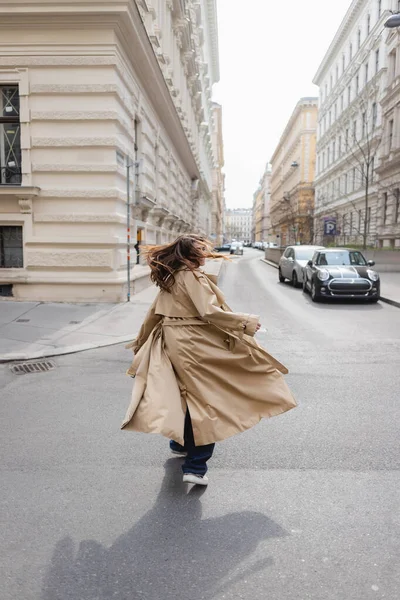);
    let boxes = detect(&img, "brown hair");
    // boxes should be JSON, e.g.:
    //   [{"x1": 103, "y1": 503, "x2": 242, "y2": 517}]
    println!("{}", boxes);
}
[{"x1": 143, "y1": 234, "x2": 224, "y2": 292}]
